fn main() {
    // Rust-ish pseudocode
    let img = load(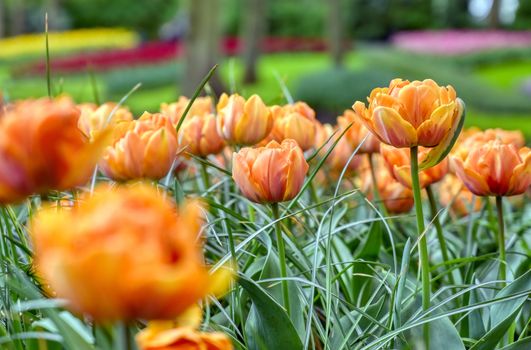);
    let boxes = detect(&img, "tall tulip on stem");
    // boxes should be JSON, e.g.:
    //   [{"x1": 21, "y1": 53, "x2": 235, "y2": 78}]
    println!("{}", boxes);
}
[
  {"x1": 353, "y1": 78, "x2": 466, "y2": 348},
  {"x1": 232, "y1": 139, "x2": 309, "y2": 316}
]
